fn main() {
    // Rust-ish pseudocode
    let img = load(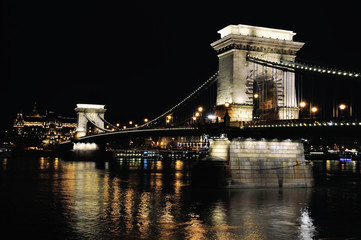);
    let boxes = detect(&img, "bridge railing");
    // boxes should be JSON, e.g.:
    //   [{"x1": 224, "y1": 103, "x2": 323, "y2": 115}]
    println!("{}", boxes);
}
[{"x1": 244, "y1": 119, "x2": 361, "y2": 128}]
